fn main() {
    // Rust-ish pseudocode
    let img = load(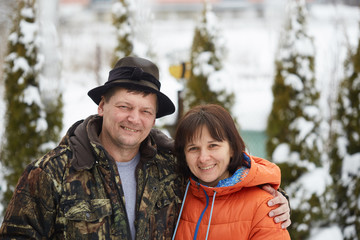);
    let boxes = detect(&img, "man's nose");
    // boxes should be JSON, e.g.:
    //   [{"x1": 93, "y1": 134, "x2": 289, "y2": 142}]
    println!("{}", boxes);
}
[{"x1": 127, "y1": 109, "x2": 141, "y2": 123}]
